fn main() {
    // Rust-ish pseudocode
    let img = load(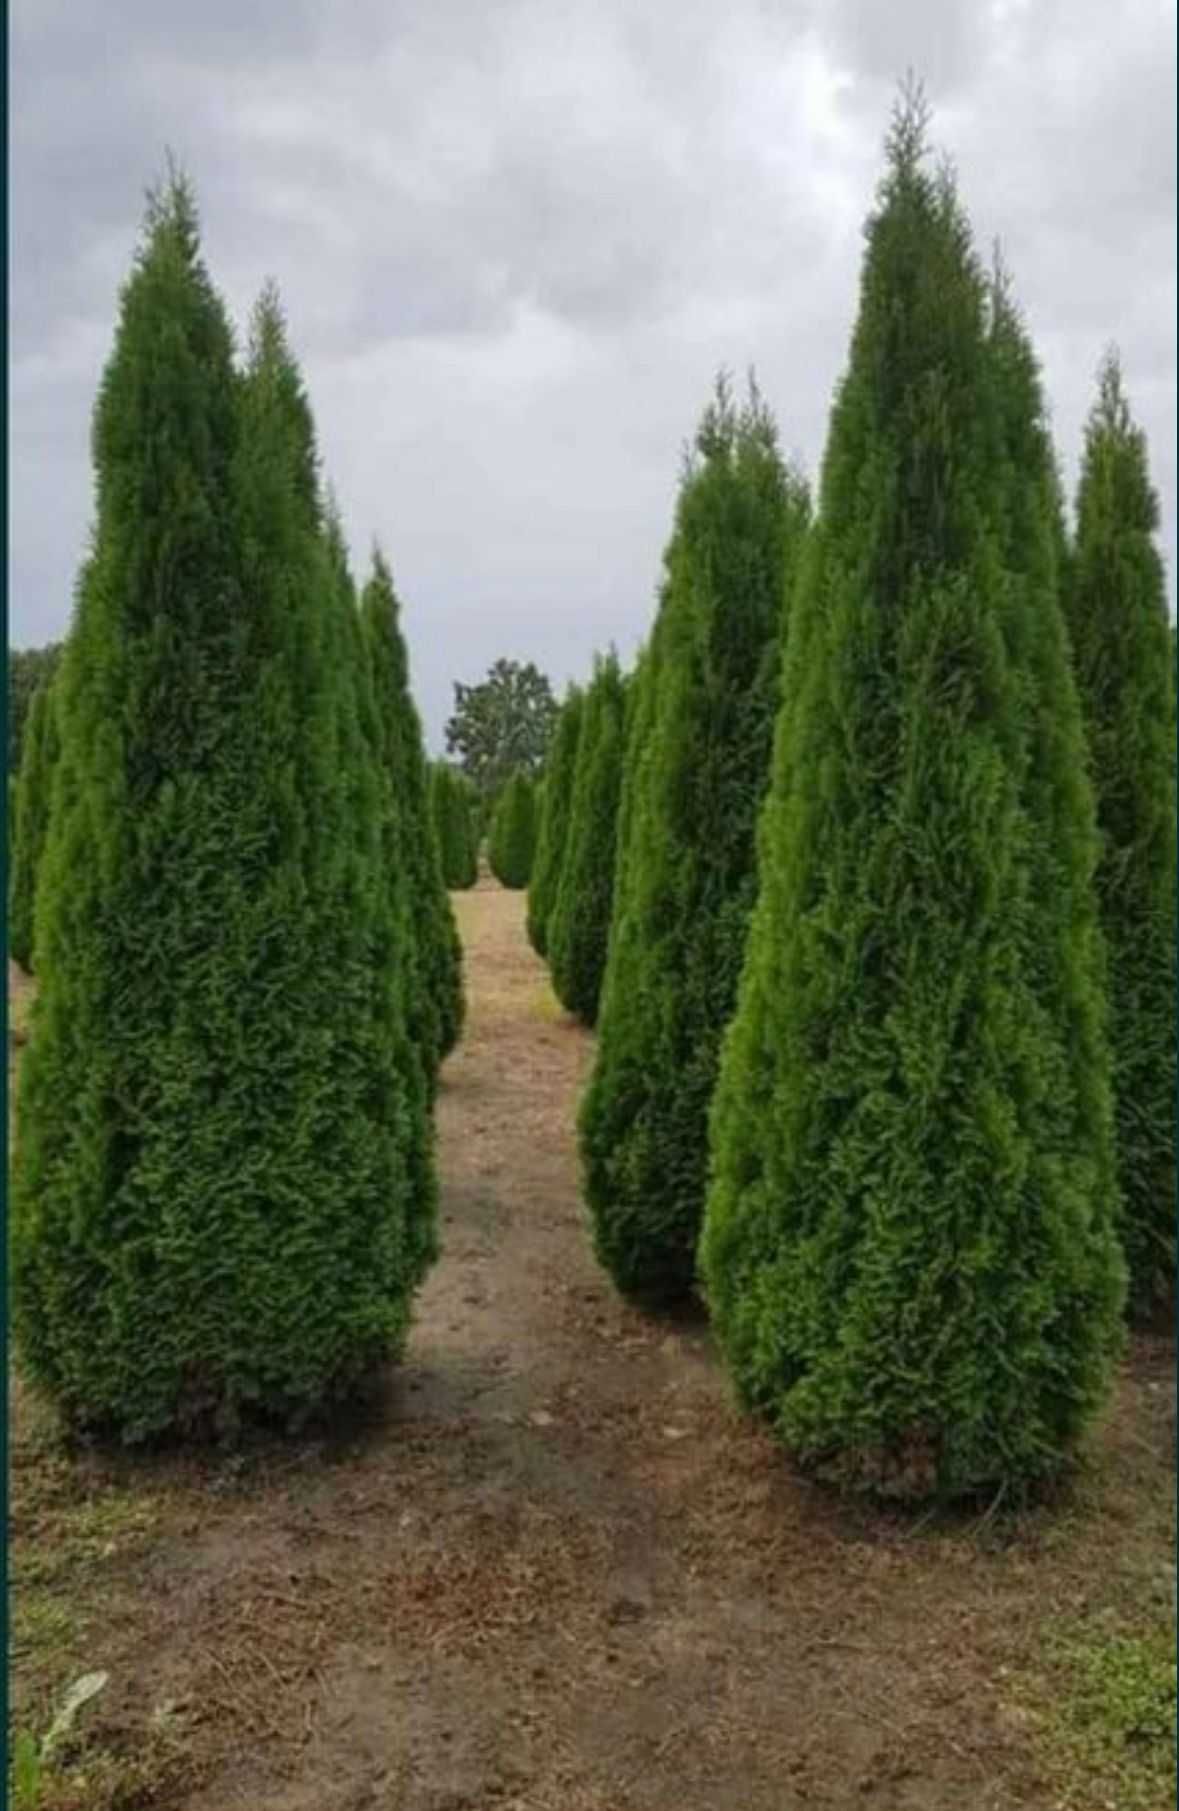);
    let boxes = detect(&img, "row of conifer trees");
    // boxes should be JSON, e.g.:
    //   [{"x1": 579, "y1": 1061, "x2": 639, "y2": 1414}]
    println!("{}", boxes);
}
[
  {"x1": 9, "y1": 175, "x2": 464, "y2": 1441},
  {"x1": 528, "y1": 91, "x2": 1176, "y2": 1499}
]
